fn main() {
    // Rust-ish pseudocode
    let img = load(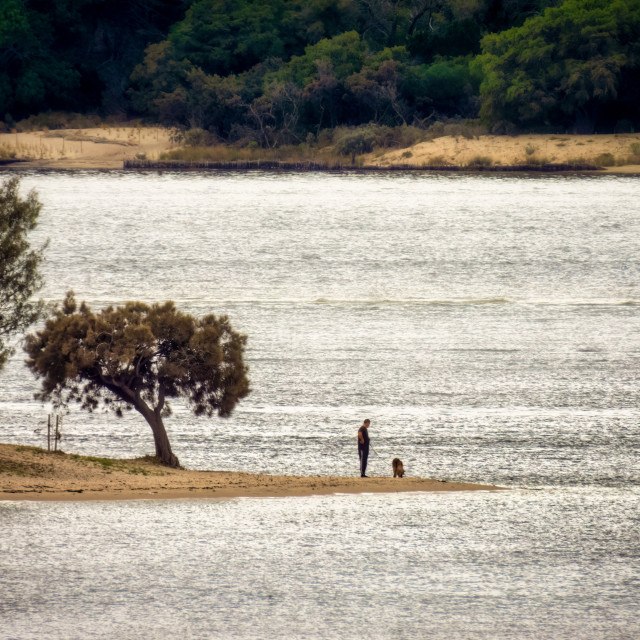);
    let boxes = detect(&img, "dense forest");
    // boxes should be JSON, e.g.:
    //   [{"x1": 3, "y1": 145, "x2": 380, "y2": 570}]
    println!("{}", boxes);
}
[{"x1": 1, "y1": 0, "x2": 639, "y2": 144}]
